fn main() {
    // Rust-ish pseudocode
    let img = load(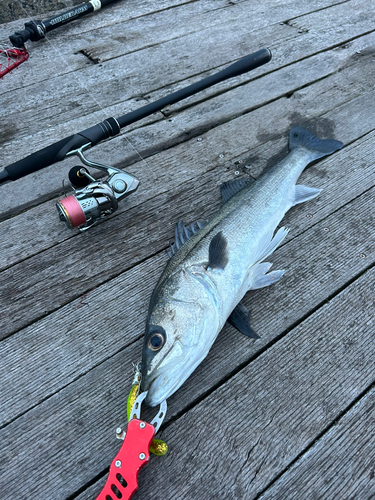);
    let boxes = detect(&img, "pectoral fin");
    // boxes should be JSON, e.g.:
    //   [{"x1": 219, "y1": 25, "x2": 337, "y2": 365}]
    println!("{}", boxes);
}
[
  {"x1": 208, "y1": 231, "x2": 228, "y2": 270},
  {"x1": 228, "y1": 302, "x2": 259, "y2": 339}
]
